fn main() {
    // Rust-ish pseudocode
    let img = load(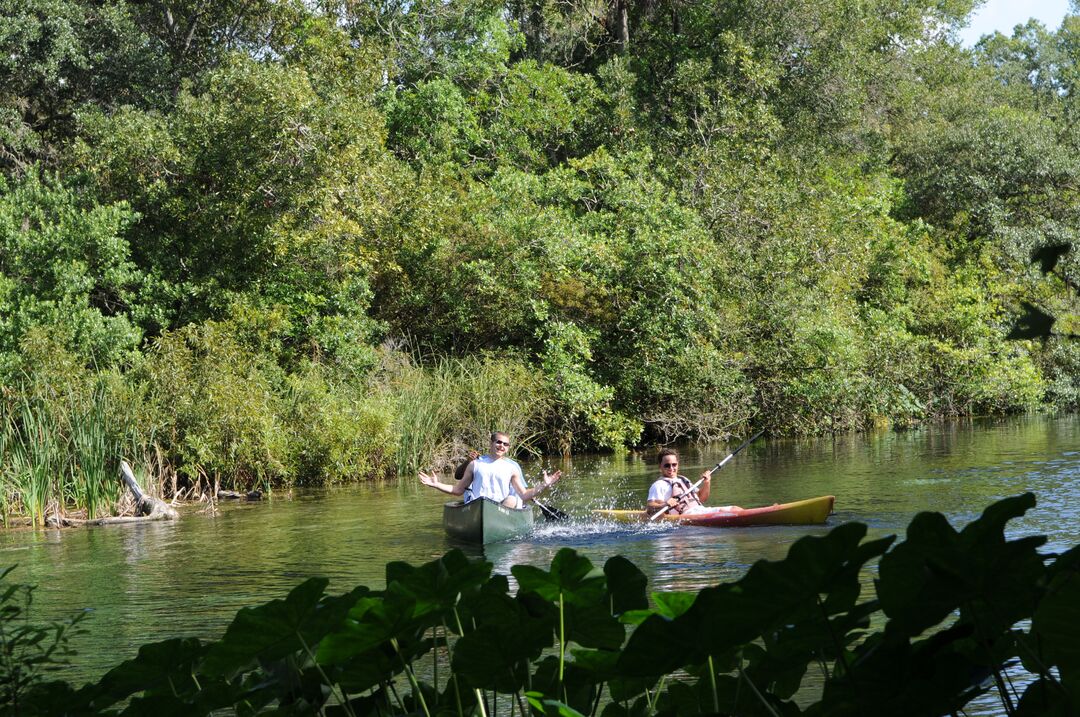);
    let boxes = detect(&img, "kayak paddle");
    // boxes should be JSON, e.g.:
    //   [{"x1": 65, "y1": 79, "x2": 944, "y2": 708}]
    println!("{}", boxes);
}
[{"x1": 649, "y1": 429, "x2": 766, "y2": 521}]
